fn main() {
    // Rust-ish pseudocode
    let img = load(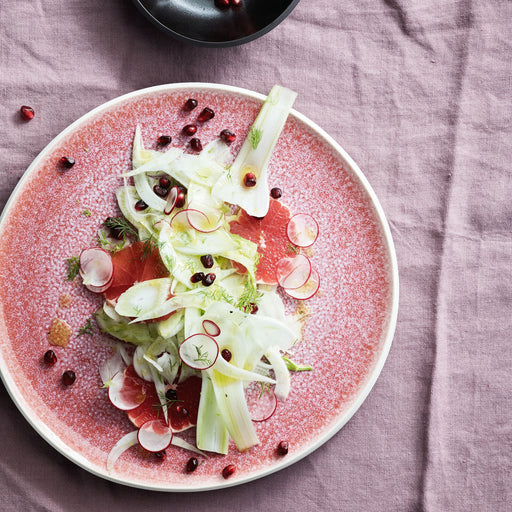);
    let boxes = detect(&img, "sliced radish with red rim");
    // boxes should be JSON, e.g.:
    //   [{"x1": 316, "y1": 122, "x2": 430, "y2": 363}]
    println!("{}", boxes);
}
[
  {"x1": 137, "y1": 419, "x2": 173, "y2": 453},
  {"x1": 186, "y1": 208, "x2": 222, "y2": 233},
  {"x1": 79, "y1": 248, "x2": 113, "y2": 292},
  {"x1": 245, "y1": 381, "x2": 277, "y2": 422},
  {"x1": 164, "y1": 186, "x2": 179, "y2": 215},
  {"x1": 276, "y1": 254, "x2": 312, "y2": 290},
  {"x1": 283, "y1": 267, "x2": 320, "y2": 300},
  {"x1": 286, "y1": 213, "x2": 319, "y2": 248},
  {"x1": 202, "y1": 319, "x2": 221, "y2": 337},
  {"x1": 108, "y1": 369, "x2": 147, "y2": 411},
  {"x1": 179, "y1": 333, "x2": 219, "y2": 370}
]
